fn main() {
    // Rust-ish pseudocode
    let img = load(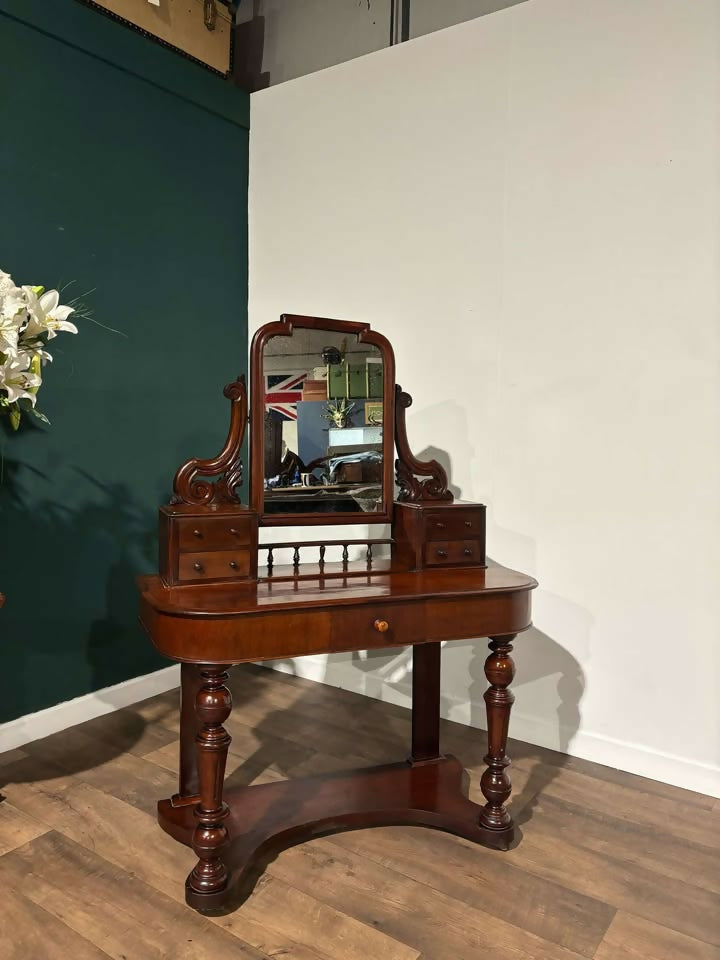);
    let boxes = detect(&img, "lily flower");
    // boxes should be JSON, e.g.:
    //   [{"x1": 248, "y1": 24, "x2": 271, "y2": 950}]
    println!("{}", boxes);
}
[
  {"x1": 23, "y1": 287, "x2": 78, "y2": 339},
  {"x1": 1, "y1": 352, "x2": 42, "y2": 406}
]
